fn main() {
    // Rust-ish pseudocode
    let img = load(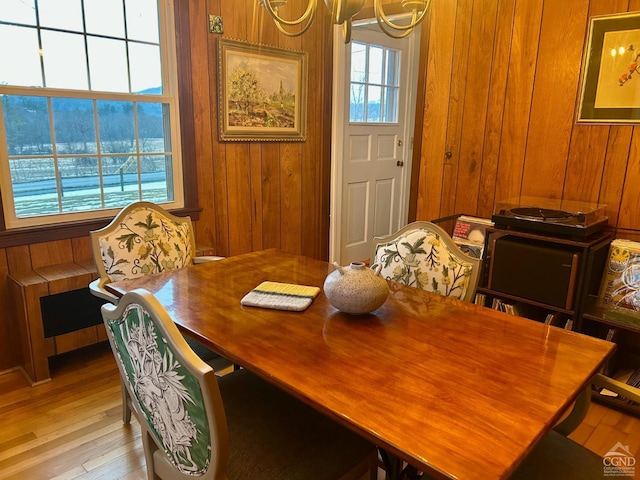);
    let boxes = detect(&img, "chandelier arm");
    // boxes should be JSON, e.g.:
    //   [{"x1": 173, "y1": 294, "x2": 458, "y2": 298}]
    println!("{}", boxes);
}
[
  {"x1": 342, "y1": 19, "x2": 353, "y2": 43},
  {"x1": 326, "y1": 0, "x2": 365, "y2": 25},
  {"x1": 374, "y1": 0, "x2": 431, "y2": 32},
  {"x1": 262, "y1": 0, "x2": 316, "y2": 27},
  {"x1": 272, "y1": 15, "x2": 316, "y2": 36},
  {"x1": 327, "y1": 0, "x2": 341, "y2": 24}
]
